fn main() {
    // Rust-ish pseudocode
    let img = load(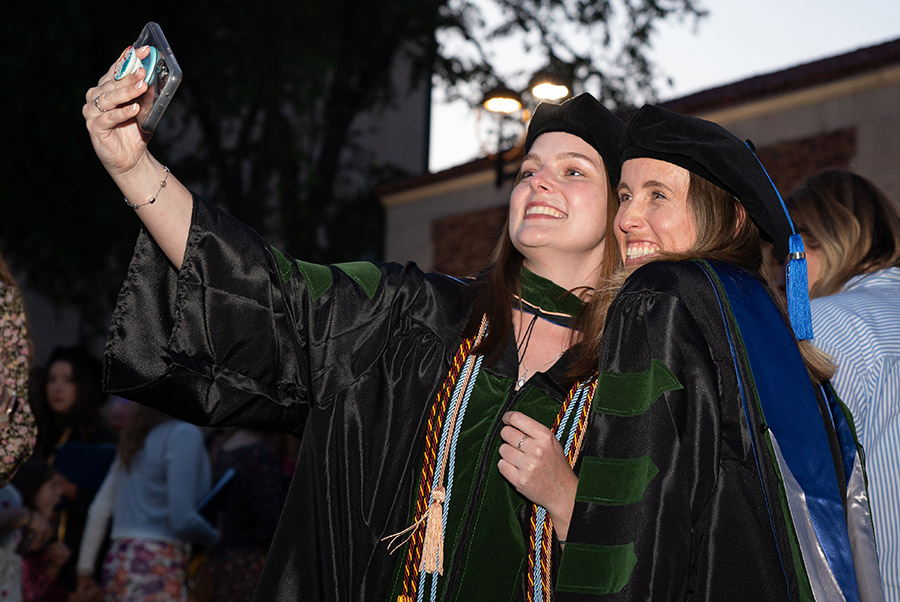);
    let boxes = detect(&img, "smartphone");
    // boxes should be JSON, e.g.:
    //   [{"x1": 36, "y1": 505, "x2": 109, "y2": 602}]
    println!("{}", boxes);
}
[{"x1": 122, "y1": 22, "x2": 183, "y2": 135}]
